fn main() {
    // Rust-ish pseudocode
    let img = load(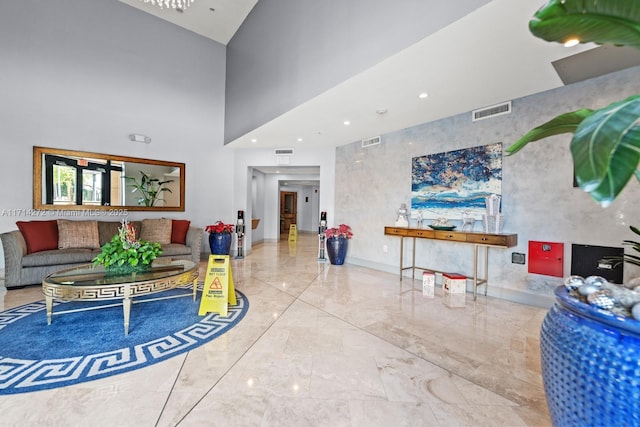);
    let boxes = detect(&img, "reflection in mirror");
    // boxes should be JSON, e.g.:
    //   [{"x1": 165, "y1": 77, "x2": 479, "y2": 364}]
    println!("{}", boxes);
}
[{"x1": 34, "y1": 146, "x2": 185, "y2": 211}]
